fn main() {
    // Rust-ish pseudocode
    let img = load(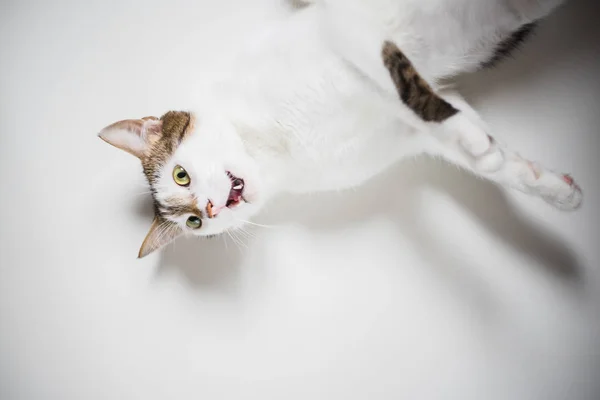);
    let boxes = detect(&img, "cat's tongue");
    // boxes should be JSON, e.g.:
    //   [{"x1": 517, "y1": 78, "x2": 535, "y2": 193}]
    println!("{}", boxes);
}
[{"x1": 227, "y1": 189, "x2": 242, "y2": 206}]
